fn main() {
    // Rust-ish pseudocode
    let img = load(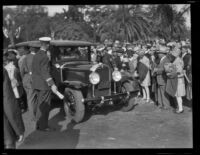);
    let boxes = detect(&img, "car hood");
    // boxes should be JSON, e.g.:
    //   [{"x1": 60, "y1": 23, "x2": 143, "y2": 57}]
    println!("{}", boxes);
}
[{"x1": 55, "y1": 61, "x2": 93, "y2": 70}]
